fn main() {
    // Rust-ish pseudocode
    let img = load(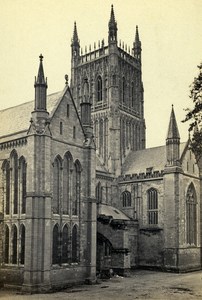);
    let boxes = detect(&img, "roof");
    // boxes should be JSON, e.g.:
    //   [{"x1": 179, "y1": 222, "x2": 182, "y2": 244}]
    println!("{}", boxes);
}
[
  {"x1": 122, "y1": 142, "x2": 187, "y2": 175},
  {"x1": 167, "y1": 106, "x2": 180, "y2": 139},
  {"x1": 0, "y1": 91, "x2": 64, "y2": 138},
  {"x1": 98, "y1": 204, "x2": 130, "y2": 221}
]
